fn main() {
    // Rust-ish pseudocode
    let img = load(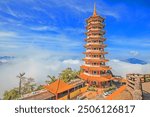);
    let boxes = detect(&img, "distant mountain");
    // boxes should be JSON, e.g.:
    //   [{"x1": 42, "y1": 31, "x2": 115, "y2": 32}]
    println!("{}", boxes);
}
[
  {"x1": 123, "y1": 58, "x2": 147, "y2": 65},
  {"x1": 0, "y1": 56, "x2": 15, "y2": 60},
  {"x1": 0, "y1": 56, "x2": 15, "y2": 65}
]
